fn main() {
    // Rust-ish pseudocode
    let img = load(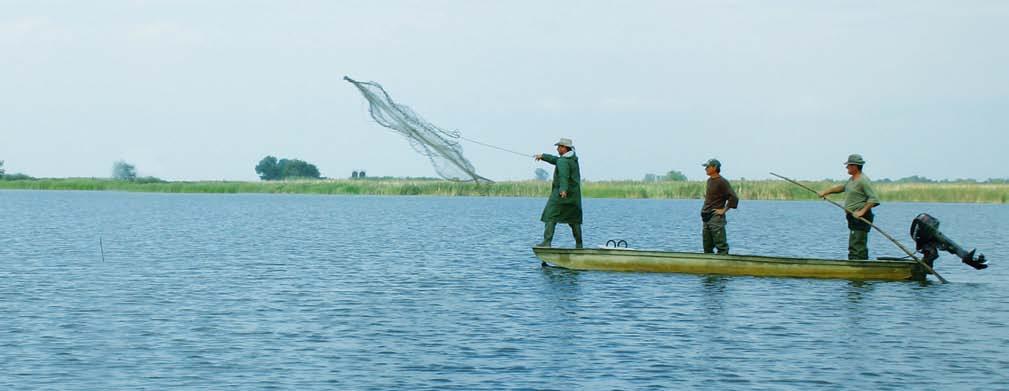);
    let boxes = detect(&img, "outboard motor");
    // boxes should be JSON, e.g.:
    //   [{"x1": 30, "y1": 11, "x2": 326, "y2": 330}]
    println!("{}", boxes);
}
[{"x1": 910, "y1": 213, "x2": 988, "y2": 270}]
